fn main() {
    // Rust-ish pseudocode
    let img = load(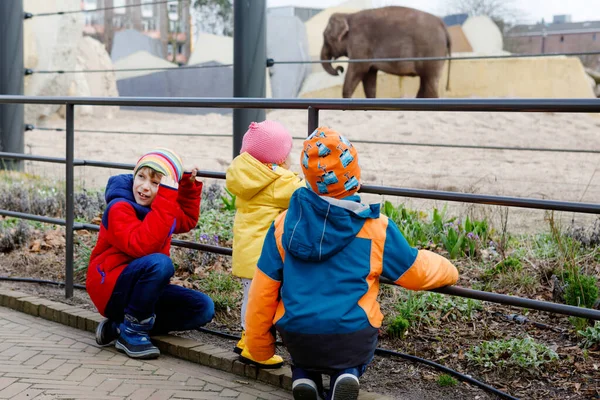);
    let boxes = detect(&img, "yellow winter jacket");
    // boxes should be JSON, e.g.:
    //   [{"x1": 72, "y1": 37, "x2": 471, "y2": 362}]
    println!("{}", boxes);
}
[{"x1": 226, "y1": 152, "x2": 306, "y2": 279}]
